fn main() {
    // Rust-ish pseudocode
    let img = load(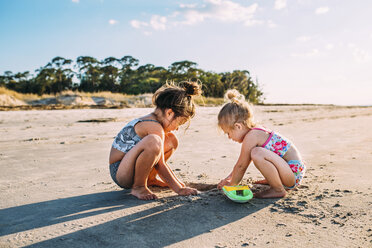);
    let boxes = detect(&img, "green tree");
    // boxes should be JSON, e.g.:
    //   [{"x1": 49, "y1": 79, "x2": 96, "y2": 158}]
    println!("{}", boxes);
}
[
  {"x1": 118, "y1": 55, "x2": 139, "y2": 93},
  {"x1": 33, "y1": 57, "x2": 74, "y2": 94},
  {"x1": 13, "y1": 71, "x2": 33, "y2": 93},
  {"x1": 34, "y1": 67, "x2": 55, "y2": 94},
  {"x1": 167, "y1": 60, "x2": 200, "y2": 82},
  {"x1": 76, "y1": 56, "x2": 101, "y2": 92},
  {"x1": 1, "y1": 71, "x2": 16, "y2": 89},
  {"x1": 199, "y1": 71, "x2": 224, "y2": 97},
  {"x1": 1, "y1": 55, "x2": 264, "y2": 103},
  {"x1": 100, "y1": 57, "x2": 120, "y2": 91},
  {"x1": 220, "y1": 70, "x2": 263, "y2": 103},
  {"x1": 46, "y1": 57, "x2": 74, "y2": 93},
  {"x1": 127, "y1": 64, "x2": 164, "y2": 94}
]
